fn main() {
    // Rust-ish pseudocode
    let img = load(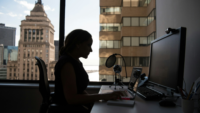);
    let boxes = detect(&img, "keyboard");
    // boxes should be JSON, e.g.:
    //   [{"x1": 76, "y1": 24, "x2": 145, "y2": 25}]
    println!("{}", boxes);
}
[{"x1": 136, "y1": 86, "x2": 163, "y2": 100}]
